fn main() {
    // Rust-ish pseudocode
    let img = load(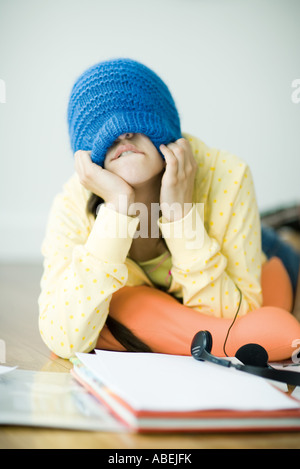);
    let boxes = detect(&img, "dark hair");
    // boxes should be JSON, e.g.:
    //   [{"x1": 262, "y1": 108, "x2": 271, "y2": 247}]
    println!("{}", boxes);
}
[
  {"x1": 87, "y1": 192, "x2": 103, "y2": 218},
  {"x1": 87, "y1": 192, "x2": 153, "y2": 353},
  {"x1": 105, "y1": 316, "x2": 152, "y2": 353}
]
